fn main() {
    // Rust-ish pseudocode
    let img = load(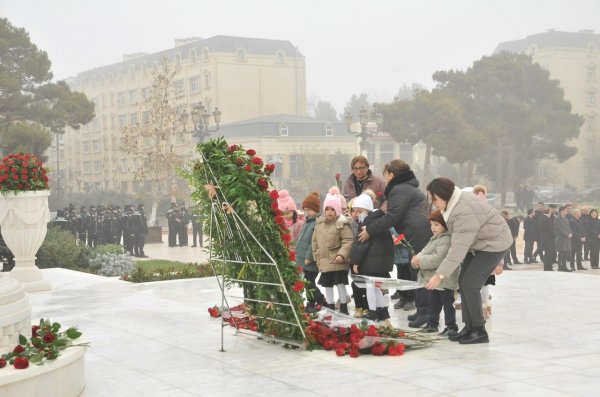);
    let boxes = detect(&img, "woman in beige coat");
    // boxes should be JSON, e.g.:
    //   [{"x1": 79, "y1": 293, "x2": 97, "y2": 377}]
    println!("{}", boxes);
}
[
  {"x1": 312, "y1": 190, "x2": 354, "y2": 314},
  {"x1": 425, "y1": 177, "x2": 512, "y2": 345}
]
